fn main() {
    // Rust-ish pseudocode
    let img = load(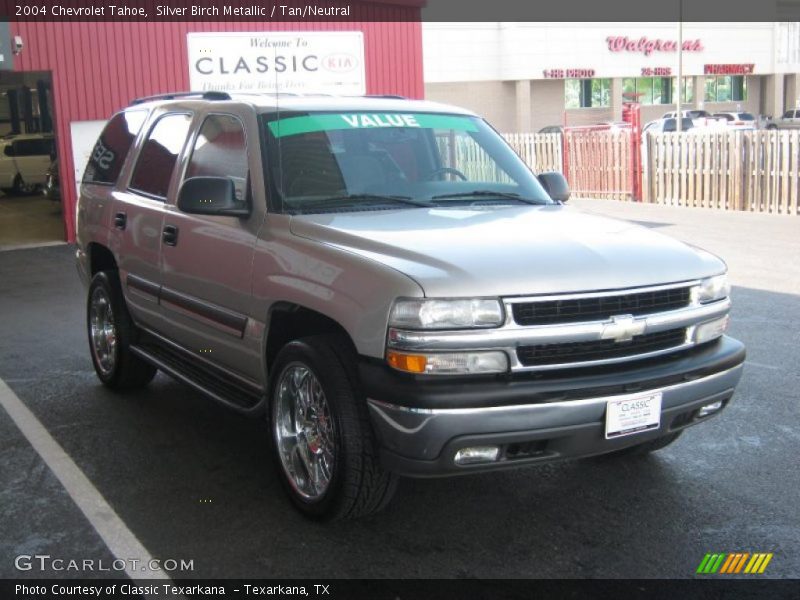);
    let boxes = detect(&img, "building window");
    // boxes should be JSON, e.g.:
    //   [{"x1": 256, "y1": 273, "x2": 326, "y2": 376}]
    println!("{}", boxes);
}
[
  {"x1": 565, "y1": 78, "x2": 611, "y2": 108},
  {"x1": 622, "y1": 77, "x2": 693, "y2": 105},
  {"x1": 704, "y1": 76, "x2": 747, "y2": 103},
  {"x1": 677, "y1": 77, "x2": 694, "y2": 103}
]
